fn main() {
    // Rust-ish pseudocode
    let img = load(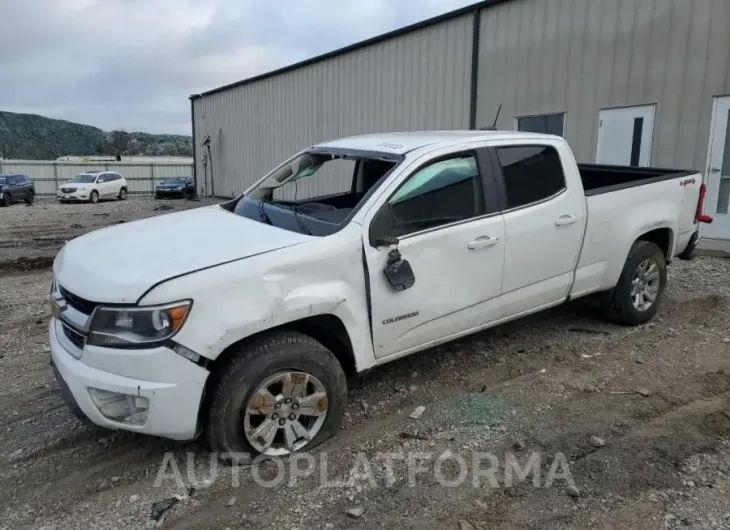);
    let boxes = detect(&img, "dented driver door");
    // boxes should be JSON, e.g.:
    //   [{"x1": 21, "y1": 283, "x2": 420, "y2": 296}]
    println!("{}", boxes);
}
[{"x1": 363, "y1": 146, "x2": 506, "y2": 360}]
